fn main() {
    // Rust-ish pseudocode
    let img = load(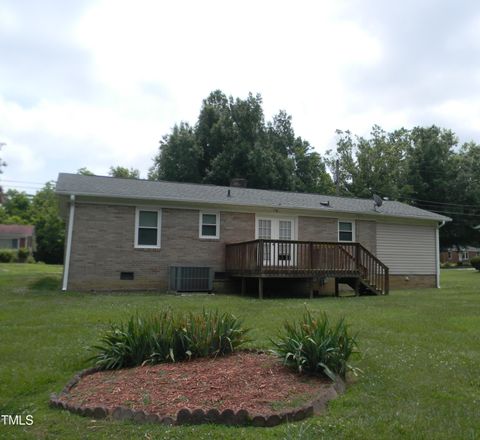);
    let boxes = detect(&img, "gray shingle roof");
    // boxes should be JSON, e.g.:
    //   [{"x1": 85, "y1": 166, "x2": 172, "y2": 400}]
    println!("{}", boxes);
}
[{"x1": 56, "y1": 173, "x2": 450, "y2": 222}]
